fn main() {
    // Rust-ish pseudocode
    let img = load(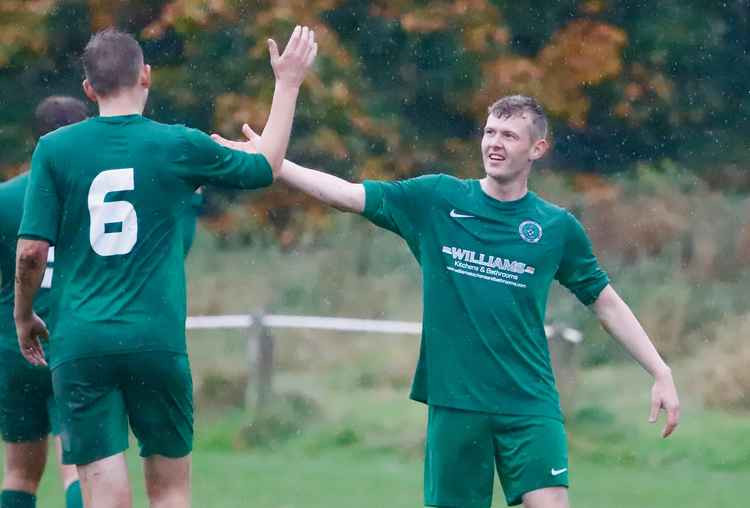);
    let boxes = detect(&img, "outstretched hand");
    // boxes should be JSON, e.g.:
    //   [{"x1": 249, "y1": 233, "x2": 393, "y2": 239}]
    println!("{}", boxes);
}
[
  {"x1": 16, "y1": 312, "x2": 48, "y2": 367},
  {"x1": 649, "y1": 370, "x2": 680, "y2": 438},
  {"x1": 210, "y1": 124, "x2": 261, "y2": 154},
  {"x1": 268, "y1": 25, "x2": 318, "y2": 89}
]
